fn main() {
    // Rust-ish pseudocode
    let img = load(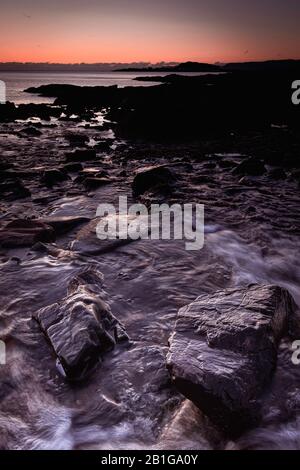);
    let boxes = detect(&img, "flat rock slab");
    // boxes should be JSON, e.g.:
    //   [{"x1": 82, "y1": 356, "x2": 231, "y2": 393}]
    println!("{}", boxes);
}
[
  {"x1": 38, "y1": 215, "x2": 90, "y2": 236},
  {"x1": 0, "y1": 219, "x2": 55, "y2": 248},
  {"x1": 167, "y1": 284, "x2": 295, "y2": 436},
  {"x1": 33, "y1": 267, "x2": 128, "y2": 380}
]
